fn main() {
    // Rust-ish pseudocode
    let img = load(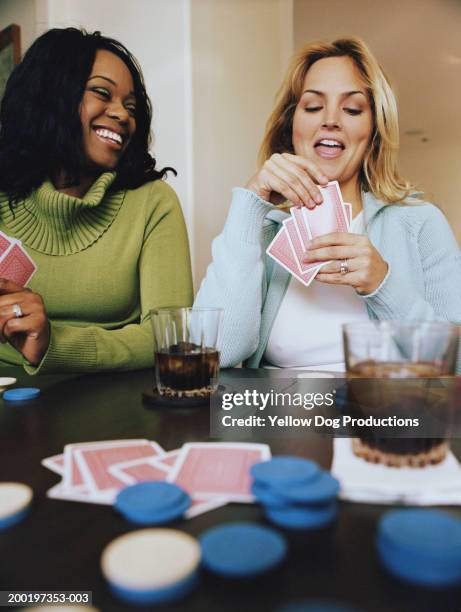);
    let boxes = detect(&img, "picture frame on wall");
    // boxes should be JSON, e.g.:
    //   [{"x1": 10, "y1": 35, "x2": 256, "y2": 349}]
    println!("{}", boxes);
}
[{"x1": 0, "y1": 24, "x2": 20, "y2": 101}]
